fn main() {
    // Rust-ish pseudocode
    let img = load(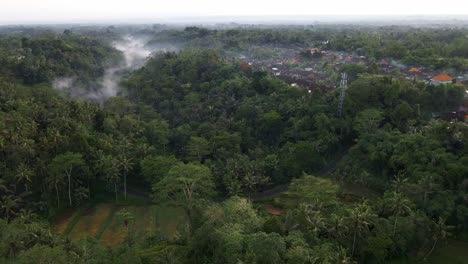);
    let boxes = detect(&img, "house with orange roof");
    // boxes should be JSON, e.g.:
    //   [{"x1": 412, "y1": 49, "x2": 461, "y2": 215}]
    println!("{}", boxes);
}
[
  {"x1": 431, "y1": 73, "x2": 453, "y2": 85},
  {"x1": 408, "y1": 67, "x2": 420, "y2": 73},
  {"x1": 377, "y1": 60, "x2": 389, "y2": 66}
]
